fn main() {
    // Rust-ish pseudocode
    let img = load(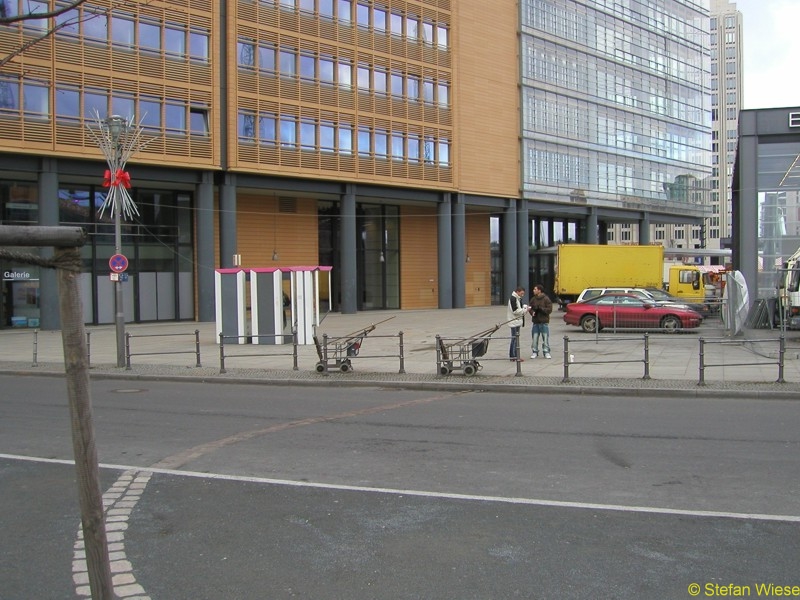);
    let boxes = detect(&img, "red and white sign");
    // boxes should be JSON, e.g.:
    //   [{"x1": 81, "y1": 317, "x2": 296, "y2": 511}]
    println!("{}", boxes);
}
[{"x1": 109, "y1": 254, "x2": 129, "y2": 273}]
